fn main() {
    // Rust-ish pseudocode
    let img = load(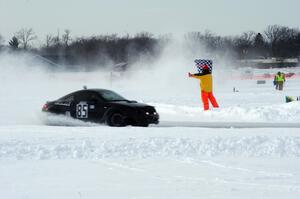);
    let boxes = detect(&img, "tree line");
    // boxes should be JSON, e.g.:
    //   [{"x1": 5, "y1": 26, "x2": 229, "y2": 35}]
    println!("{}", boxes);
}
[{"x1": 0, "y1": 25, "x2": 300, "y2": 70}]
